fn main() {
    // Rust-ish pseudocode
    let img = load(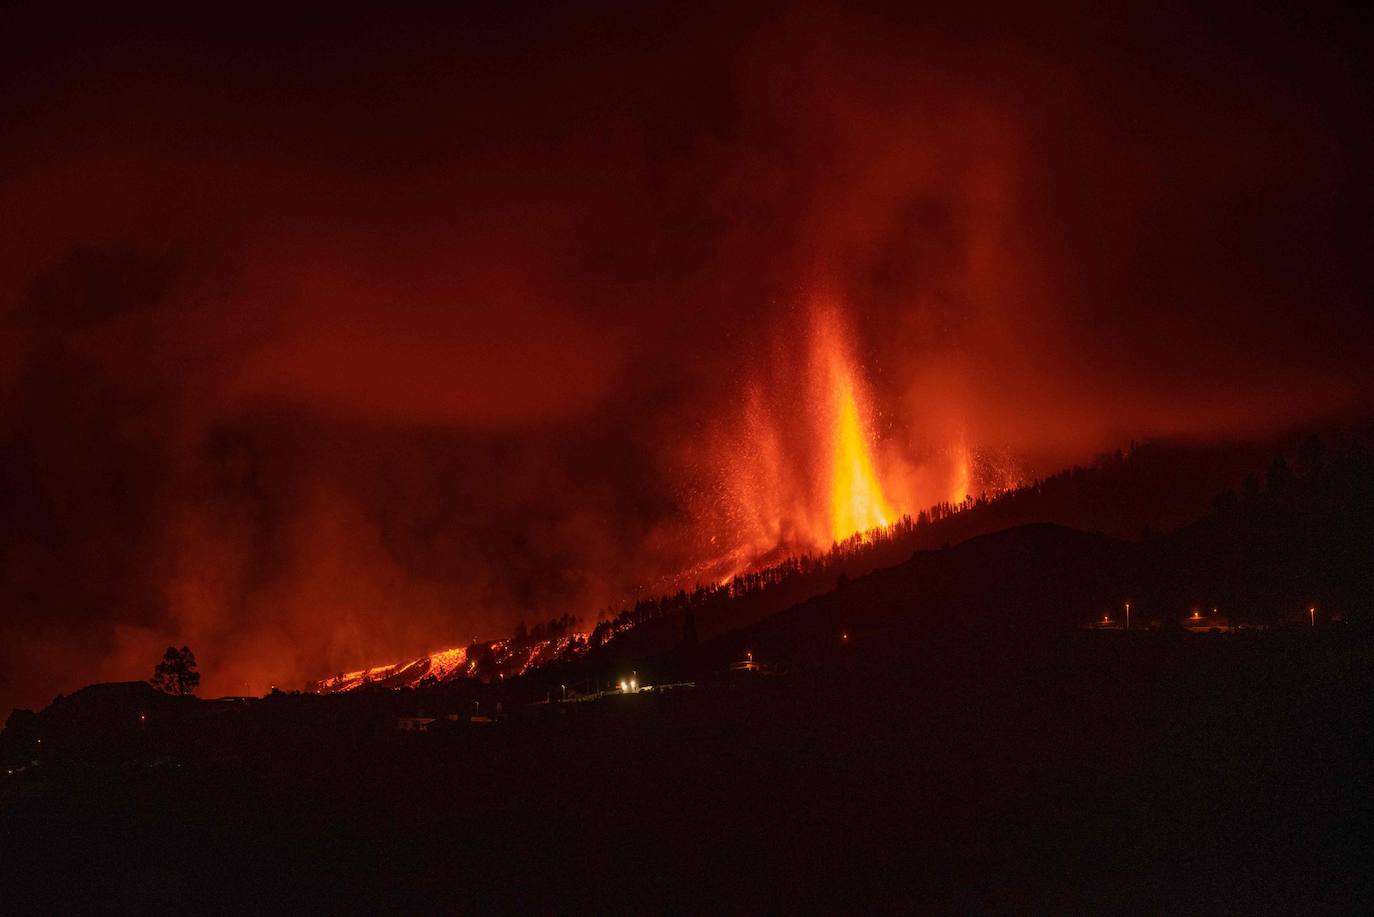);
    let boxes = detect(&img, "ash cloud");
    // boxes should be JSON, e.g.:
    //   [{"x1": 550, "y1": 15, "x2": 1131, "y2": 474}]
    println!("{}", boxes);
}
[{"x1": 2, "y1": 2, "x2": 1371, "y2": 709}]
